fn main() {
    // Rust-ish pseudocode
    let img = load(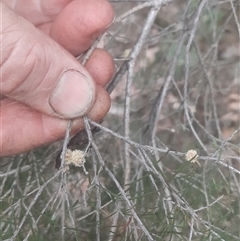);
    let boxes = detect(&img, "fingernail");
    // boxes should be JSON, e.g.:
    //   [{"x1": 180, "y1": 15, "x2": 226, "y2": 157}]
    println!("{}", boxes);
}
[{"x1": 49, "y1": 69, "x2": 95, "y2": 118}]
